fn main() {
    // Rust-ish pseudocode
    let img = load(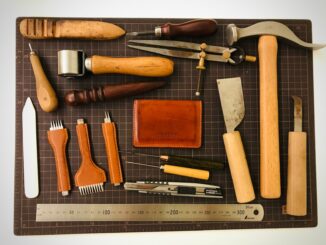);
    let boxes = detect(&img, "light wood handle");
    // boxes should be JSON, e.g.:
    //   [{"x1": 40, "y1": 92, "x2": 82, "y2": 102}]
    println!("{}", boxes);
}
[
  {"x1": 223, "y1": 131, "x2": 255, "y2": 203},
  {"x1": 29, "y1": 52, "x2": 58, "y2": 112},
  {"x1": 258, "y1": 35, "x2": 281, "y2": 199},
  {"x1": 89, "y1": 56, "x2": 174, "y2": 77},
  {"x1": 286, "y1": 132, "x2": 307, "y2": 216},
  {"x1": 102, "y1": 122, "x2": 123, "y2": 186},
  {"x1": 162, "y1": 165, "x2": 209, "y2": 180}
]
